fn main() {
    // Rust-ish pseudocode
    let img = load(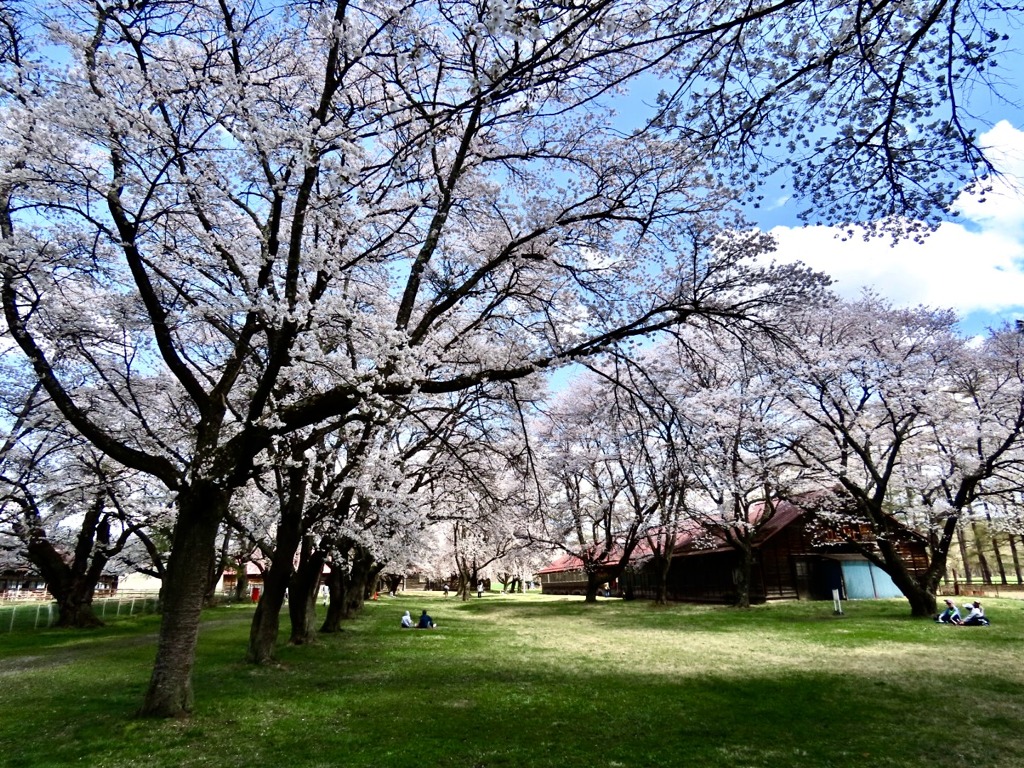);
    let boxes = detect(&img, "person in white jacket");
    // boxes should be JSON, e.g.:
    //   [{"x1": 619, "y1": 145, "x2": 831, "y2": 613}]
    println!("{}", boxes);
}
[{"x1": 962, "y1": 601, "x2": 989, "y2": 626}]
